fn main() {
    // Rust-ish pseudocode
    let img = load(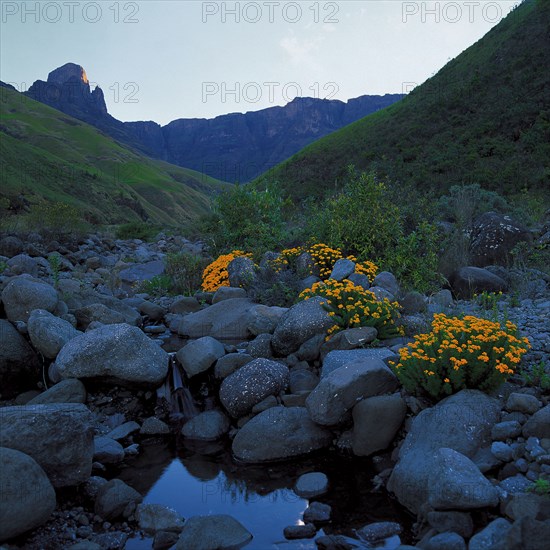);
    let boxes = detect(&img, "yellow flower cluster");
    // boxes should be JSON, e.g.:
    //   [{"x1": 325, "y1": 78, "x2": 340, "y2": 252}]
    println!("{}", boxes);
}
[
  {"x1": 271, "y1": 247, "x2": 304, "y2": 272},
  {"x1": 299, "y1": 278, "x2": 403, "y2": 340},
  {"x1": 308, "y1": 243, "x2": 378, "y2": 281},
  {"x1": 201, "y1": 250, "x2": 252, "y2": 292},
  {"x1": 391, "y1": 314, "x2": 531, "y2": 401}
]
